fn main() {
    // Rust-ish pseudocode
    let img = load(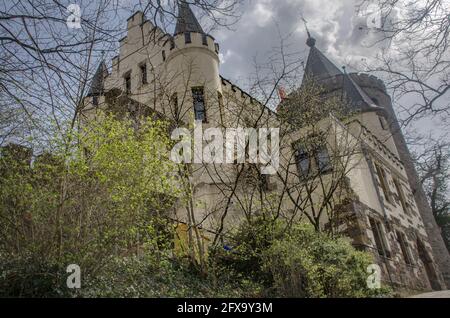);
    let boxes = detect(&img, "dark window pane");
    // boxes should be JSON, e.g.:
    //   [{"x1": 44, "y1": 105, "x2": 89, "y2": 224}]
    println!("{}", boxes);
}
[
  {"x1": 125, "y1": 74, "x2": 131, "y2": 94},
  {"x1": 396, "y1": 231, "x2": 412, "y2": 265},
  {"x1": 294, "y1": 144, "x2": 310, "y2": 177},
  {"x1": 316, "y1": 146, "x2": 331, "y2": 172},
  {"x1": 369, "y1": 217, "x2": 388, "y2": 257},
  {"x1": 202, "y1": 34, "x2": 208, "y2": 46},
  {"x1": 192, "y1": 87, "x2": 206, "y2": 122},
  {"x1": 140, "y1": 64, "x2": 147, "y2": 85},
  {"x1": 185, "y1": 32, "x2": 191, "y2": 44}
]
